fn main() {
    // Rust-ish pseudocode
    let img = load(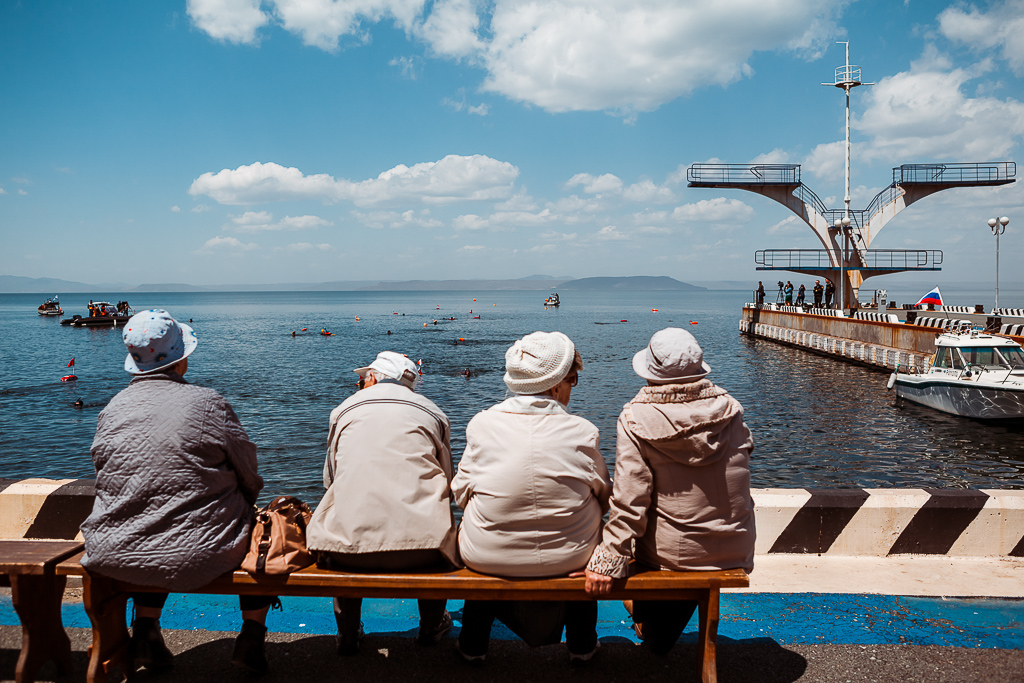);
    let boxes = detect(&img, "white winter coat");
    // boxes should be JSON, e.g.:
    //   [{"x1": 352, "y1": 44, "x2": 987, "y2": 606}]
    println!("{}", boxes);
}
[{"x1": 453, "y1": 395, "x2": 611, "y2": 578}]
